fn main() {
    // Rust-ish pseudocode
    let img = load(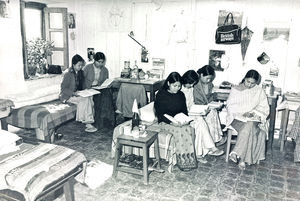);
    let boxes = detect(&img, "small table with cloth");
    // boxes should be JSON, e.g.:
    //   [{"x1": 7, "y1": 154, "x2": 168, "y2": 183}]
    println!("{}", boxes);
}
[{"x1": 0, "y1": 139, "x2": 86, "y2": 201}]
